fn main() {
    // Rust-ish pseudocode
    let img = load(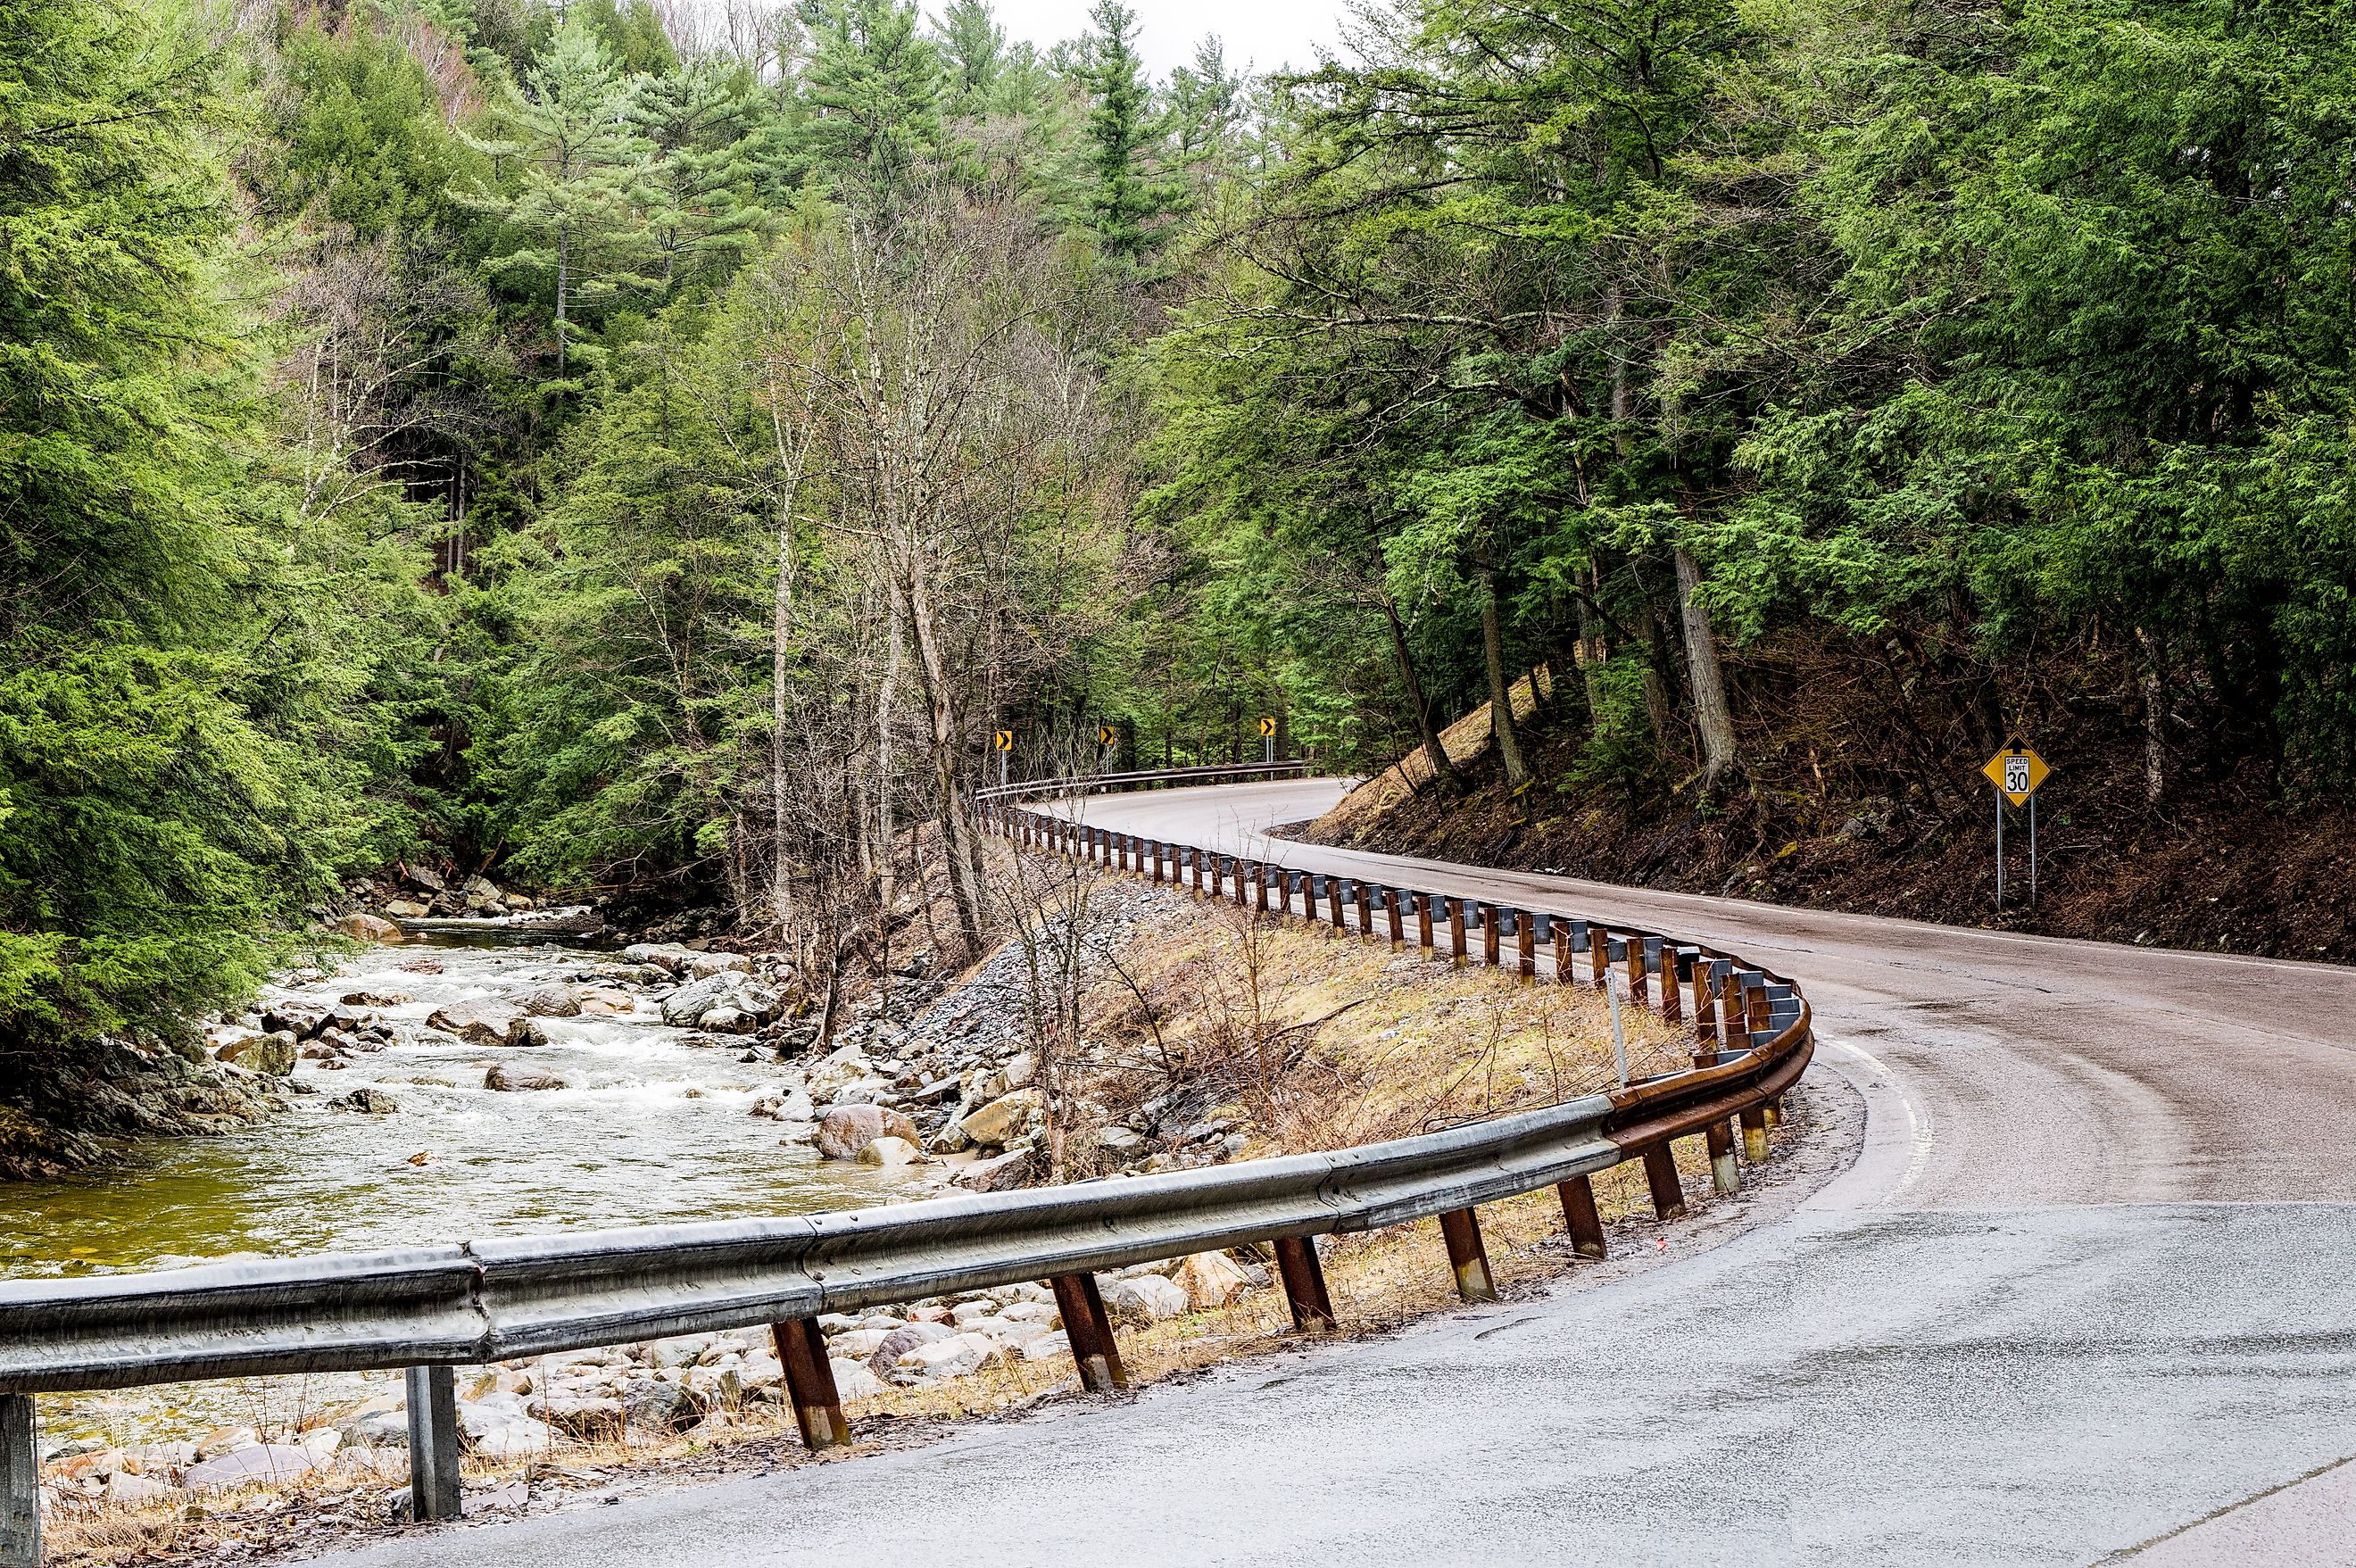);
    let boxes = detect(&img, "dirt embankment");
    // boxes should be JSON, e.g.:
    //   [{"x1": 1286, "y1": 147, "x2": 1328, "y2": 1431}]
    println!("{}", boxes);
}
[{"x1": 1302, "y1": 677, "x2": 2356, "y2": 963}]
